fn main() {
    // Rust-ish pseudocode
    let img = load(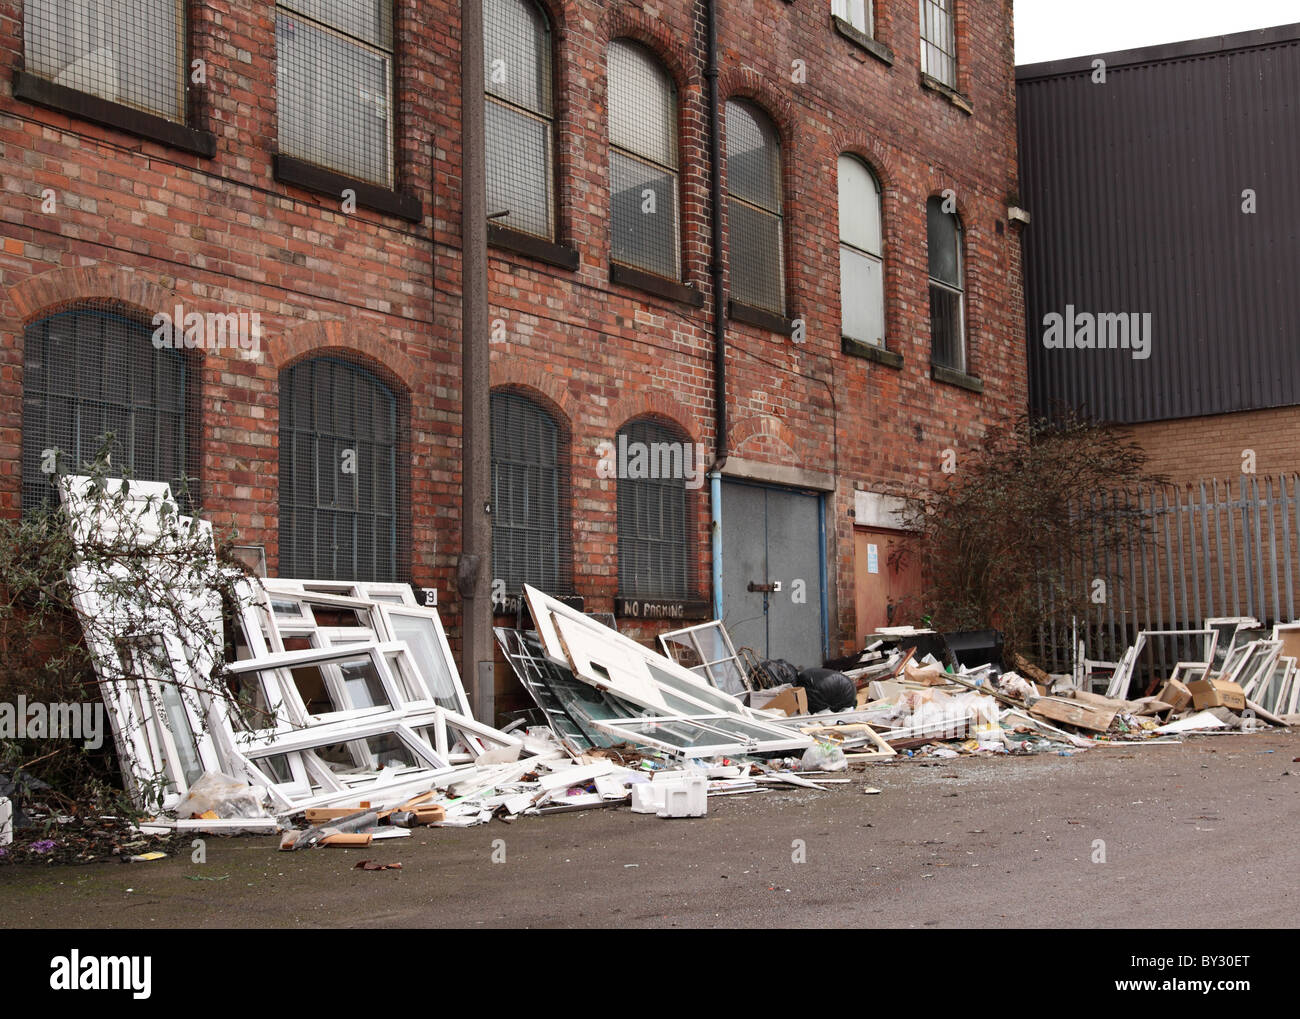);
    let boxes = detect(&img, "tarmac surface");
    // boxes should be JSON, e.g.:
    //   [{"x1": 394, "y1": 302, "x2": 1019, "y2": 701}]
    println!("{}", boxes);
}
[{"x1": 1, "y1": 730, "x2": 1297, "y2": 929}]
